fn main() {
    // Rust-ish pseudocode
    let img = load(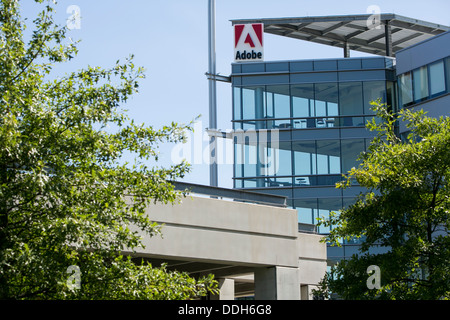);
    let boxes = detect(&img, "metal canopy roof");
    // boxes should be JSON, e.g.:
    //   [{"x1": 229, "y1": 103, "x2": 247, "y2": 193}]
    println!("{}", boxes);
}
[{"x1": 231, "y1": 14, "x2": 450, "y2": 57}]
